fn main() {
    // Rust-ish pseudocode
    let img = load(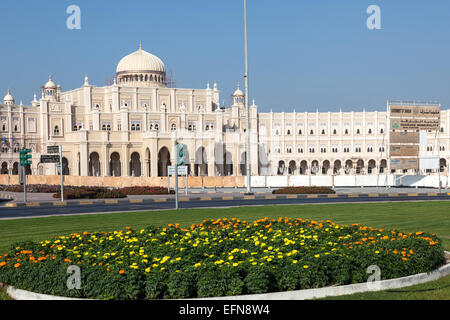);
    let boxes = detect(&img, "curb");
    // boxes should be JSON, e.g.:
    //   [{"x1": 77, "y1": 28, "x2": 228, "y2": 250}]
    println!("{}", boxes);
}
[
  {"x1": 4, "y1": 252, "x2": 450, "y2": 300},
  {"x1": 0, "y1": 193, "x2": 13, "y2": 202},
  {"x1": 4, "y1": 192, "x2": 450, "y2": 208}
]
